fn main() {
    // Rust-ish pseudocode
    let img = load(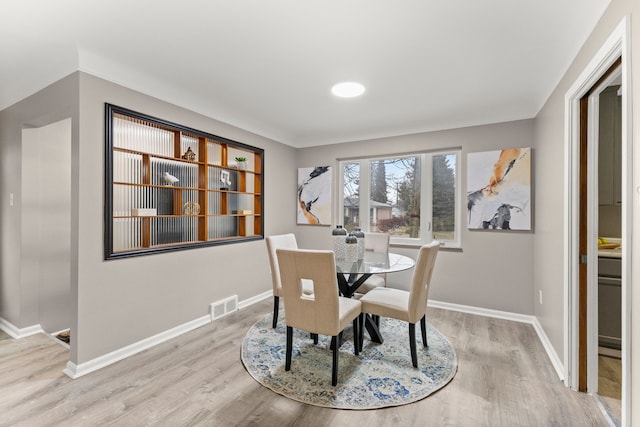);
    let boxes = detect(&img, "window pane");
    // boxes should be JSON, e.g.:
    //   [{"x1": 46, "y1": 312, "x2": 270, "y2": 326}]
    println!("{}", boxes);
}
[
  {"x1": 342, "y1": 162, "x2": 360, "y2": 232},
  {"x1": 371, "y1": 157, "x2": 420, "y2": 238},
  {"x1": 339, "y1": 149, "x2": 460, "y2": 247},
  {"x1": 432, "y1": 153, "x2": 456, "y2": 240}
]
